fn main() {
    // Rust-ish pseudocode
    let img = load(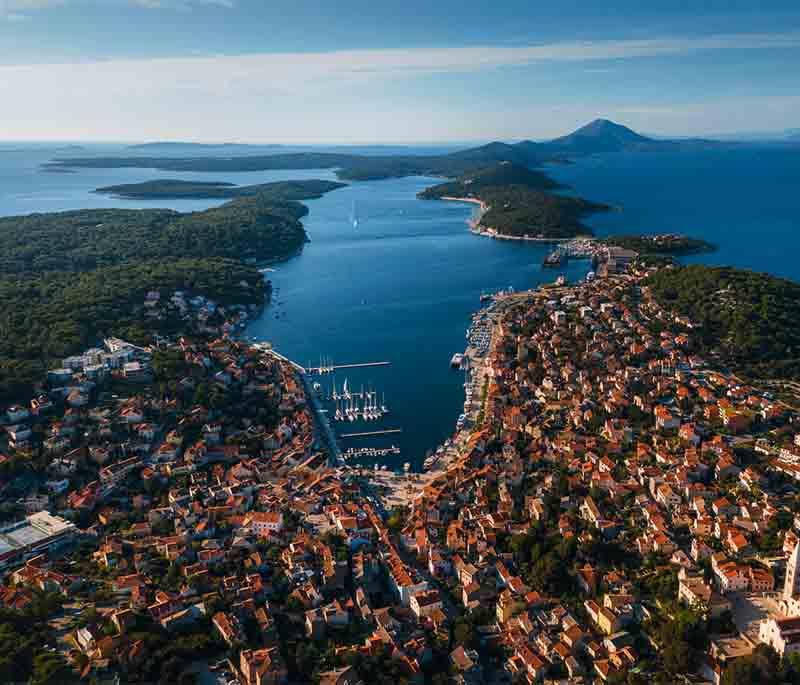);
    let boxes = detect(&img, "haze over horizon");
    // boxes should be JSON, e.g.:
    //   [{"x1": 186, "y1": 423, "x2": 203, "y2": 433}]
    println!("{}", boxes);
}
[{"x1": 2, "y1": 0, "x2": 800, "y2": 143}]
